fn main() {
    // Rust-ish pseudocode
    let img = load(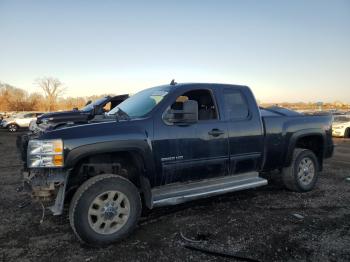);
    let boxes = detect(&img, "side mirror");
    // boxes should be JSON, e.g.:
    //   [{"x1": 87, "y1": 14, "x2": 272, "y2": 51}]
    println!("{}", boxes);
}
[{"x1": 164, "y1": 100, "x2": 198, "y2": 125}]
